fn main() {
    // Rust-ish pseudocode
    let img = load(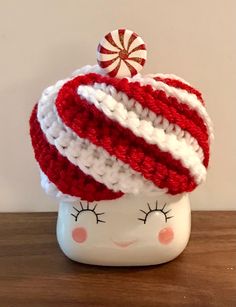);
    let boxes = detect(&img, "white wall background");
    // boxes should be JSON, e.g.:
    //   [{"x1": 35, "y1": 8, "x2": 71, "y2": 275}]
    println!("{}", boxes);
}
[{"x1": 0, "y1": 0, "x2": 235, "y2": 212}]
